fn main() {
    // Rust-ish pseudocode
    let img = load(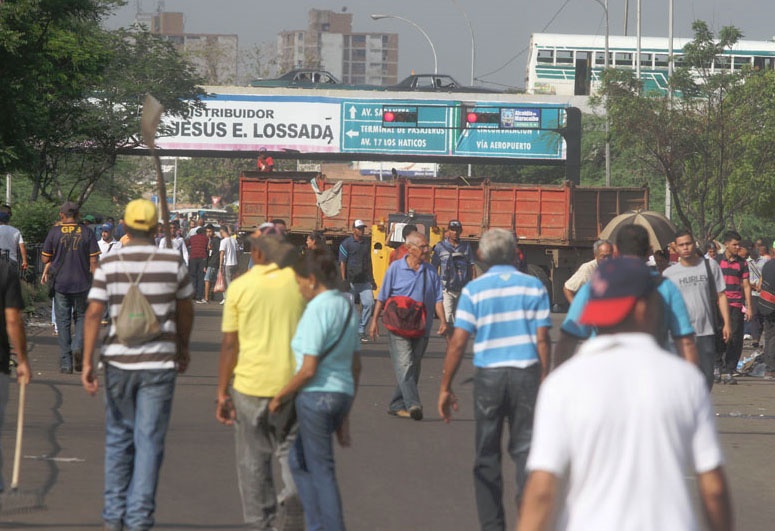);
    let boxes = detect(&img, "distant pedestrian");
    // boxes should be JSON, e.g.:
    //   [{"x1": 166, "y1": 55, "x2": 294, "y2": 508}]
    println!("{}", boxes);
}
[
  {"x1": 216, "y1": 234, "x2": 305, "y2": 531},
  {"x1": 41, "y1": 201, "x2": 100, "y2": 374},
  {"x1": 388, "y1": 223, "x2": 417, "y2": 264},
  {"x1": 0, "y1": 259, "x2": 31, "y2": 493},
  {"x1": 554, "y1": 224, "x2": 698, "y2": 368},
  {"x1": 519, "y1": 257, "x2": 732, "y2": 531},
  {"x1": 0, "y1": 205, "x2": 28, "y2": 272},
  {"x1": 431, "y1": 220, "x2": 476, "y2": 335},
  {"x1": 97, "y1": 223, "x2": 122, "y2": 259},
  {"x1": 81, "y1": 198, "x2": 194, "y2": 531},
  {"x1": 203, "y1": 224, "x2": 221, "y2": 303},
  {"x1": 218, "y1": 225, "x2": 238, "y2": 304},
  {"x1": 257, "y1": 149, "x2": 275, "y2": 172},
  {"x1": 370, "y1": 231, "x2": 446, "y2": 420},
  {"x1": 744, "y1": 240, "x2": 767, "y2": 348},
  {"x1": 758, "y1": 258, "x2": 775, "y2": 377},
  {"x1": 270, "y1": 249, "x2": 361, "y2": 531},
  {"x1": 663, "y1": 229, "x2": 731, "y2": 389},
  {"x1": 305, "y1": 230, "x2": 329, "y2": 254},
  {"x1": 716, "y1": 230, "x2": 753, "y2": 385},
  {"x1": 164, "y1": 227, "x2": 189, "y2": 266},
  {"x1": 339, "y1": 220, "x2": 376, "y2": 343},
  {"x1": 187, "y1": 227, "x2": 208, "y2": 303},
  {"x1": 705, "y1": 241, "x2": 719, "y2": 260},
  {"x1": 438, "y1": 228, "x2": 550, "y2": 531},
  {"x1": 563, "y1": 239, "x2": 612, "y2": 303}
]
